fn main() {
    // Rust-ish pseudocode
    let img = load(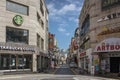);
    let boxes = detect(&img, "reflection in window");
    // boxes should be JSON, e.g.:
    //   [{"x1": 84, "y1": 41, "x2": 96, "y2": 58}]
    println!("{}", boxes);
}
[
  {"x1": 0, "y1": 54, "x2": 10, "y2": 70},
  {"x1": 10, "y1": 55, "x2": 16, "y2": 69},
  {"x1": 37, "y1": 34, "x2": 41, "y2": 48},
  {"x1": 18, "y1": 55, "x2": 23, "y2": 69},
  {"x1": 80, "y1": 15, "x2": 90, "y2": 37},
  {"x1": 6, "y1": 27, "x2": 29, "y2": 44},
  {"x1": 6, "y1": 0, "x2": 29, "y2": 15},
  {"x1": 24, "y1": 55, "x2": 32, "y2": 69},
  {"x1": 41, "y1": 38, "x2": 44, "y2": 51}
]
